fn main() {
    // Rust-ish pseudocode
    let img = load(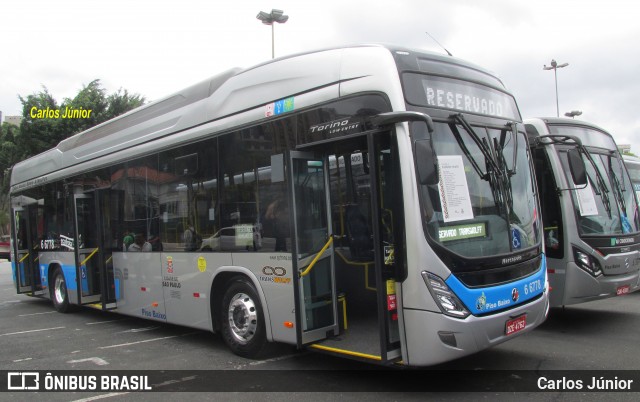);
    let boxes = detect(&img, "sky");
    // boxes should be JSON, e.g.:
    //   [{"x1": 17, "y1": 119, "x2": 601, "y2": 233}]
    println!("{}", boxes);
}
[{"x1": 2, "y1": 0, "x2": 639, "y2": 153}]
